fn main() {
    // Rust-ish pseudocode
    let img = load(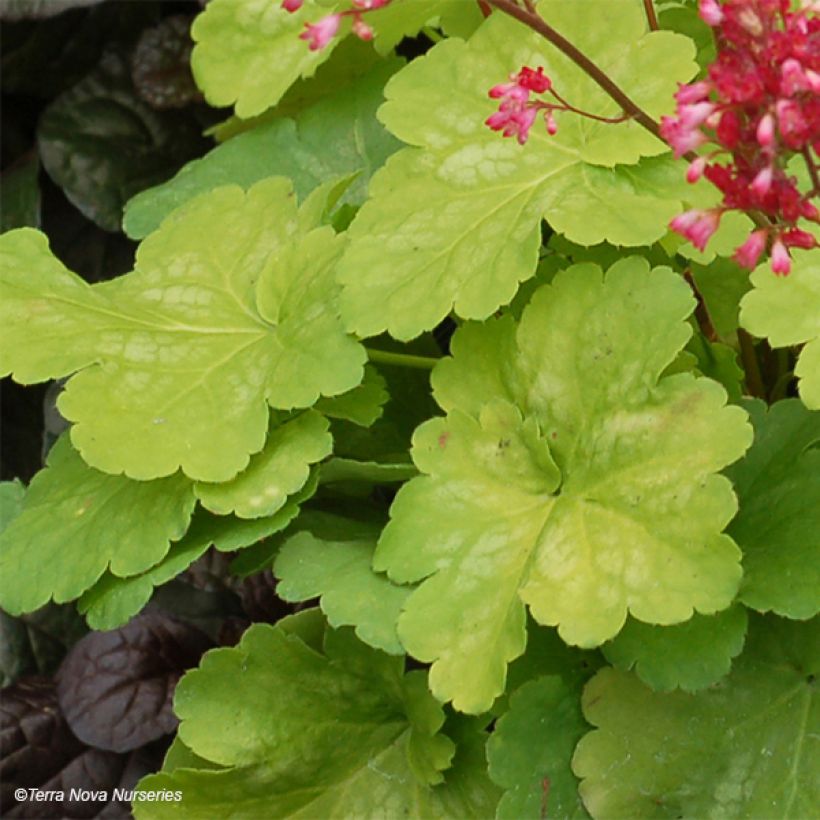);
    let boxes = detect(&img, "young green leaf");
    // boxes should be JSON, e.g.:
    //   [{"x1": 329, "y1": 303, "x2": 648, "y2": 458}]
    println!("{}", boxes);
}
[
  {"x1": 602, "y1": 606, "x2": 749, "y2": 692},
  {"x1": 740, "y1": 256, "x2": 820, "y2": 409},
  {"x1": 0, "y1": 178, "x2": 365, "y2": 481},
  {"x1": 574, "y1": 615, "x2": 820, "y2": 818},
  {"x1": 132, "y1": 616, "x2": 500, "y2": 817},
  {"x1": 0, "y1": 436, "x2": 195, "y2": 615},
  {"x1": 315, "y1": 365, "x2": 389, "y2": 428},
  {"x1": 338, "y1": 2, "x2": 698, "y2": 339},
  {"x1": 375, "y1": 259, "x2": 752, "y2": 712},
  {"x1": 487, "y1": 675, "x2": 590, "y2": 819},
  {"x1": 274, "y1": 524, "x2": 412, "y2": 655},
  {"x1": 726, "y1": 399, "x2": 820, "y2": 619},
  {"x1": 195, "y1": 411, "x2": 331, "y2": 519}
]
